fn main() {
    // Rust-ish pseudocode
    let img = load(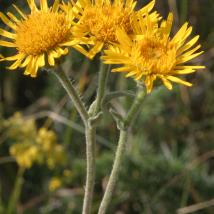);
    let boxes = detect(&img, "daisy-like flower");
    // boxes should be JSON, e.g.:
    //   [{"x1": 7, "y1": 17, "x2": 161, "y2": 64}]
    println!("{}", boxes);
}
[
  {"x1": 64, "y1": 0, "x2": 159, "y2": 59},
  {"x1": 0, "y1": 0, "x2": 76, "y2": 77},
  {"x1": 102, "y1": 13, "x2": 205, "y2": 93}
]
